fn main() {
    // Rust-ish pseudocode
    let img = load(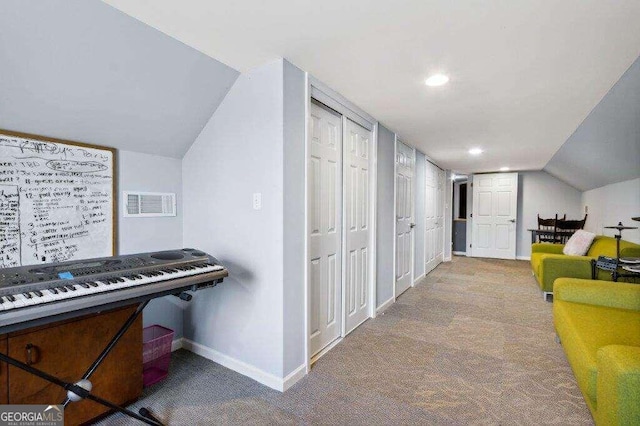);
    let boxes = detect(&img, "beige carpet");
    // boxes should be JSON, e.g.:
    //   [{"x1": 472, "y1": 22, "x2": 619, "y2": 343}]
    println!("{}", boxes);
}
[{"x1": 100, "y1": 256, "x2": 593, "y2": 425}]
